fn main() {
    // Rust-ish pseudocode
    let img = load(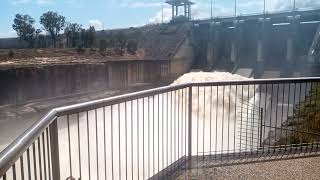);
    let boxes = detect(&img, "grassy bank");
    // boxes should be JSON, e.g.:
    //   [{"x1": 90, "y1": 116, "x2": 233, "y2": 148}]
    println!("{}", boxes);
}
[{"x1": 277, "y1": 84, "x2": 320, "y2": 145}]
